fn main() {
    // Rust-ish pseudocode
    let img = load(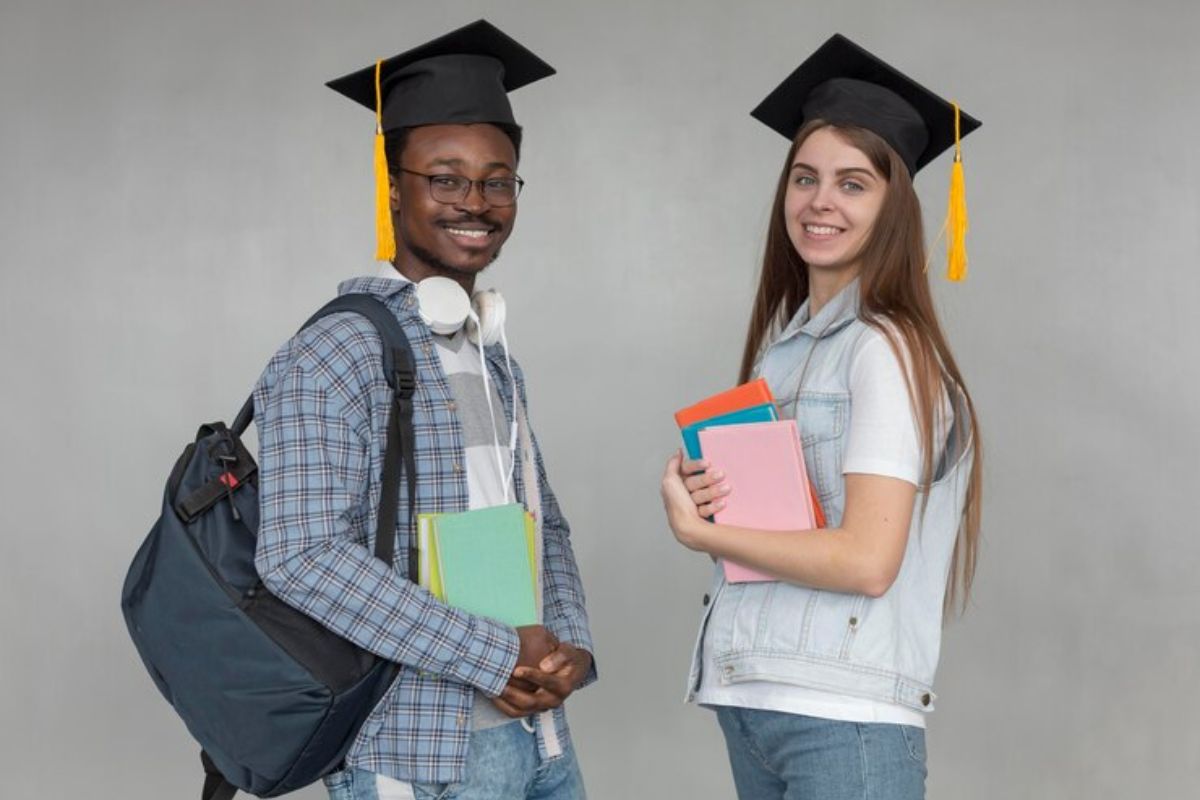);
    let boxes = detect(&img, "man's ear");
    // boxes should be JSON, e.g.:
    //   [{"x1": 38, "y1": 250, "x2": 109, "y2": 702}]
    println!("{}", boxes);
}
[{"x1": 389, "y1": 173, "x2": 401, "y2": 213}]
